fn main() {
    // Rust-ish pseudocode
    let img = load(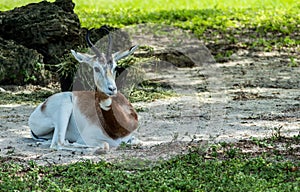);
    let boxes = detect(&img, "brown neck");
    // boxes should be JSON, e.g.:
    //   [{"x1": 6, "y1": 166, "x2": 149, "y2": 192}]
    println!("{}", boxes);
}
[{"x1": 95, "y1": 91, "x2": 138, "y2": 139}]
